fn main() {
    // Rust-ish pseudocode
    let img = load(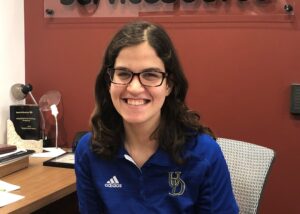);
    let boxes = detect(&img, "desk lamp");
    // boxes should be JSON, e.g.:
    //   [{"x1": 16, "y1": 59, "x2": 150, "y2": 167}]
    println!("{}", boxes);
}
[
  {"x1": 39, "y1": 90, "x2": 62, "y2": 150},
  {"x1": 11, "y1": 83, "x2": 37, "y2": 104}
]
